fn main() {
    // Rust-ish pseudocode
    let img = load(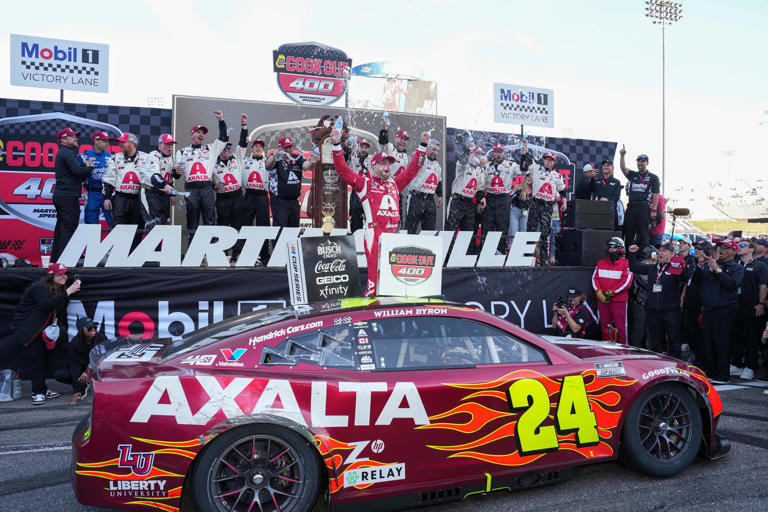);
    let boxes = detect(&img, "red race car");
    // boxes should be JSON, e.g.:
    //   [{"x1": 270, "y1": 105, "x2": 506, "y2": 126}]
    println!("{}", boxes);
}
[{"x1": 72, "y1": 297, "x2": 729, "y2": 512}]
